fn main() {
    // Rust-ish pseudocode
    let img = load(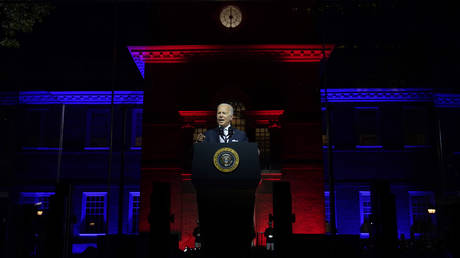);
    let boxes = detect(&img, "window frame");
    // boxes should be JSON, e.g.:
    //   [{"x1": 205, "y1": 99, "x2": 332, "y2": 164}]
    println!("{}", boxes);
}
[
  {"x1": 227, "y1": 101, "x2": 246, "y2": 132},
  {"x1": 20, "y1": 192, "x2": 55, "y2": 212},
  {"x1": 402, "y1": 106, "x2": 430, "y2": 148},
  {"x1": 408, "y1": 191, "x2": 435, "y2": 236},
  {"x1": 321, "y1": 107, "x2": 335, "y2": 149},
  {"x1": 128, "y1": 192, "x2": 140, "y2": 234},
  {"x1": 21, "y1": 108, "x2": 61, "y2": 149},
  {"x1": 130, "y1": 108, "x2": 143, "y2": 150},
  {"x1": 80, "y1": 192, "x2": 107, "y2": 236},
  {"x1": 353, "y1": 107, "x2": 382, "y2": 148},
  {"x1": 255, "y1": 127, "x2": 271, "y2": 169},
  {"x1": 324, "y1": 191, "x2": 337, "y2": 233},
  {"x1": 359, "y1": 191, "x2": 372, "y2": 238},
  {"x1": 85, "y1": 108, "x2": 111, "y2": 150}
]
